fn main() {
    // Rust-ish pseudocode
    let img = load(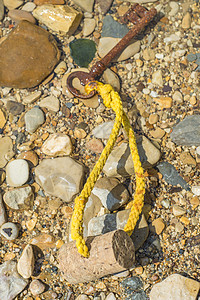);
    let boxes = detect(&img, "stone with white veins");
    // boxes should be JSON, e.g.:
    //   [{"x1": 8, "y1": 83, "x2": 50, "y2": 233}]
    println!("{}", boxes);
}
[
  {"x1": 6, "y1": 159, "x2": 29, "y2": 187},
  {"x1": 39, "y1": 95, "x2": 60, "y2": 112},
  {"x1": 0, "y1": 222, "x2": 19, "y2": 240},
  {"x1": 25, "y1": 107, "x2": 44, "y2": 133},
  {"x1": 35, "y1": 157, "x2": 84, "y2": 202},
  {"x1": 41, "y1": 133, "x2": 72, "y2": 157},
  {"x1": 149, "y1": 273, "x2": 200, "y2": 300},
  {"x1": 103, "y1": 138, "x2": 161, "y2": 177},
  {"x1": 0, "y1": 193, "x2": 7, "y2": 226},
  {"x1": 0, "y1": 260, "x2": 28, "y2": 300},
  {"x1": 3, "y1": 186, "x2": 34, "y2": 210},
  {"x1": 92, "y1": 177, "x2": 130, "y2": 211},
  {"x1": 17, "y1": 244, "x2": 35, "y2": 279}
]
